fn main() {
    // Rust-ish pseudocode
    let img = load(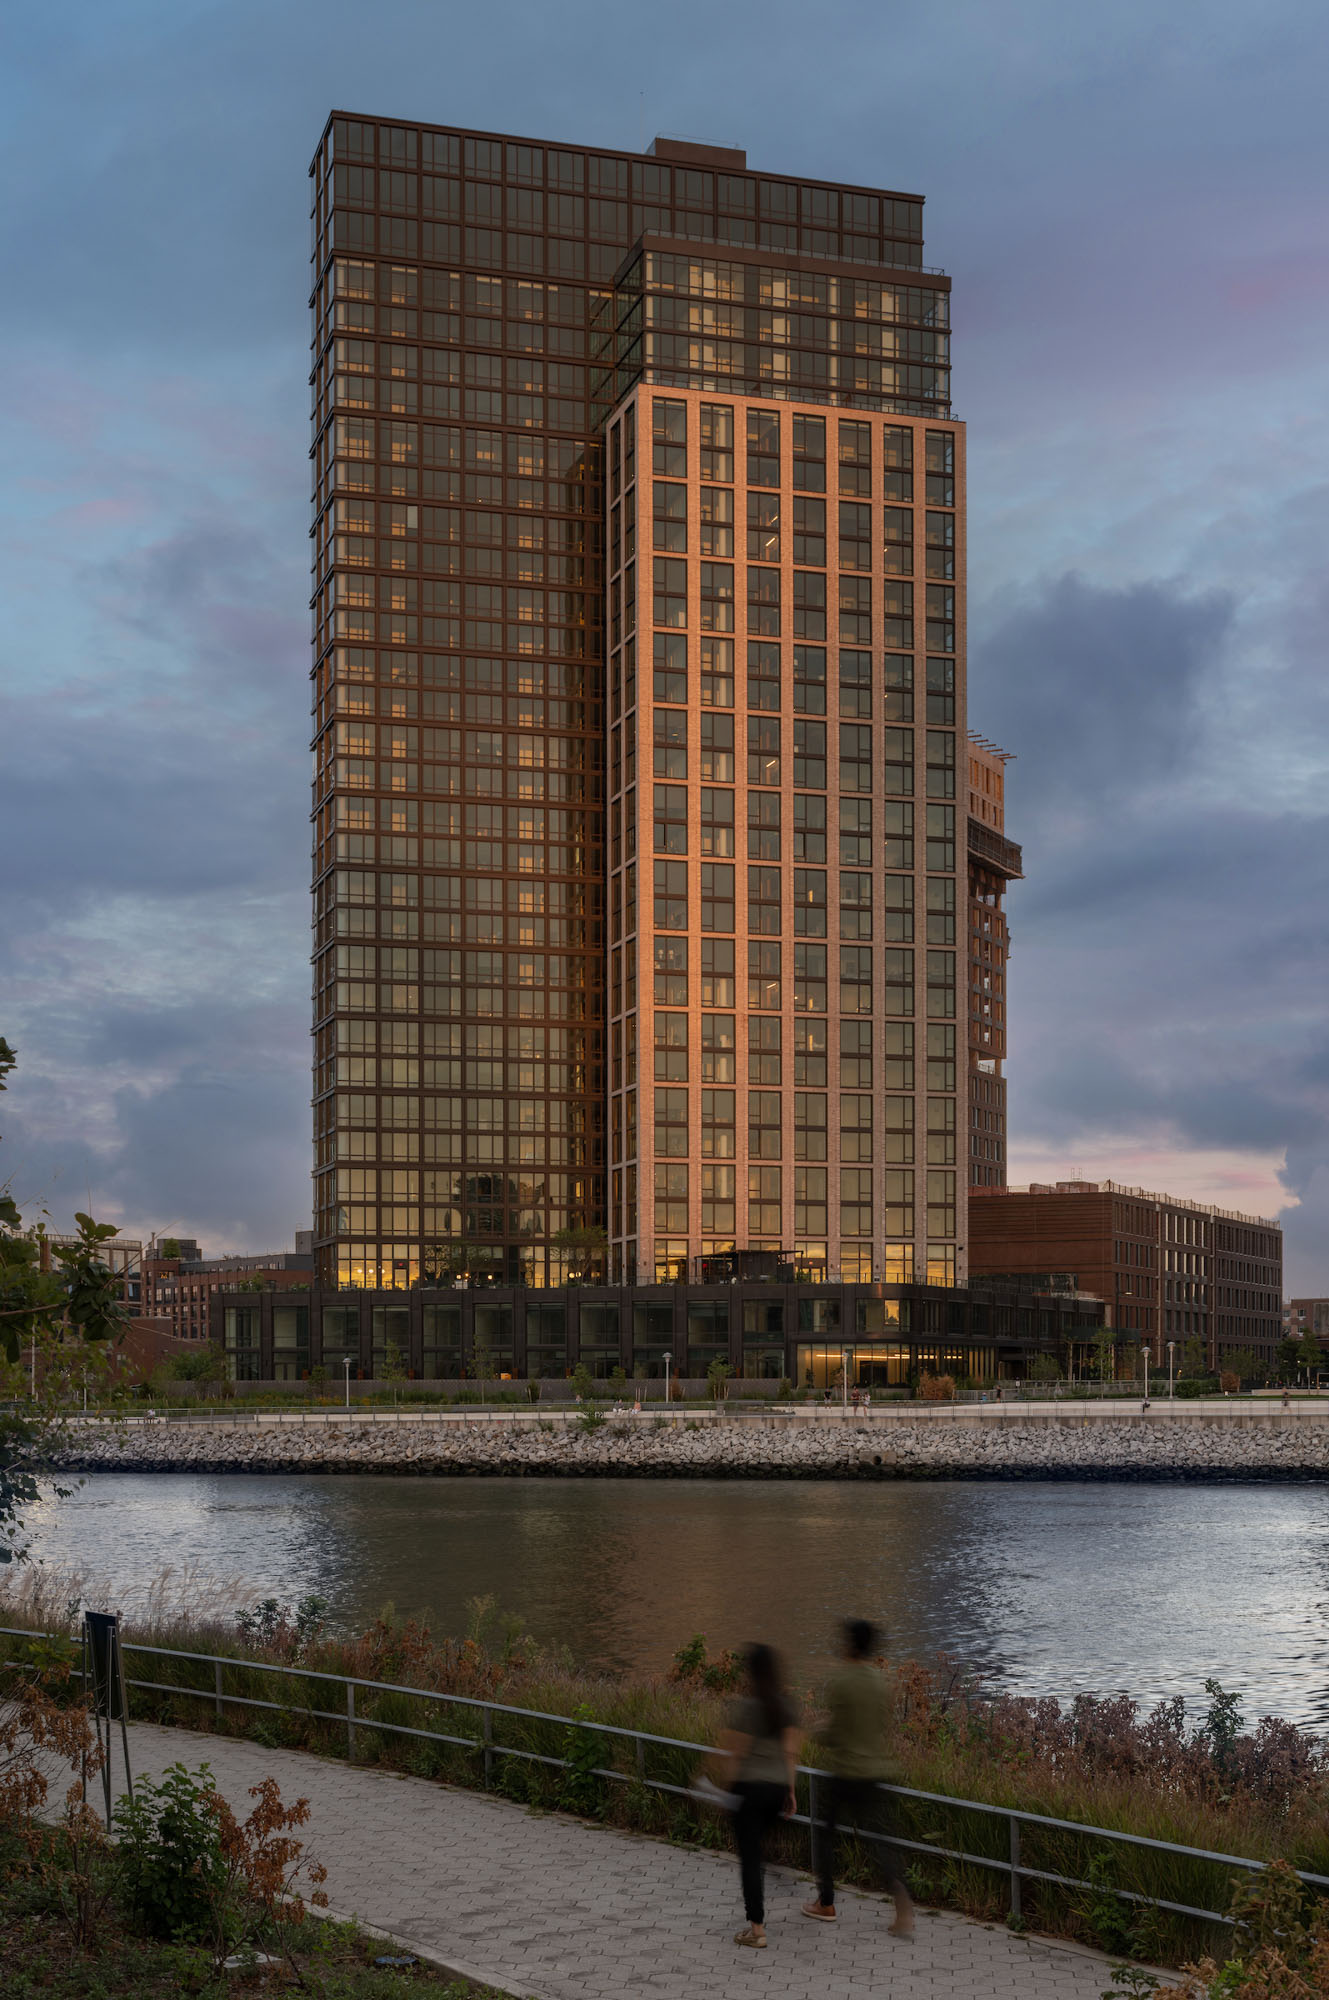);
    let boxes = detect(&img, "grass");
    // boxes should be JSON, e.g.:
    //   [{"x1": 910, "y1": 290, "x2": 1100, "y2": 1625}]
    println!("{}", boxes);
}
[{"x1": 4, "y1": 1564, "x2": 1329, "y2": 1971}]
